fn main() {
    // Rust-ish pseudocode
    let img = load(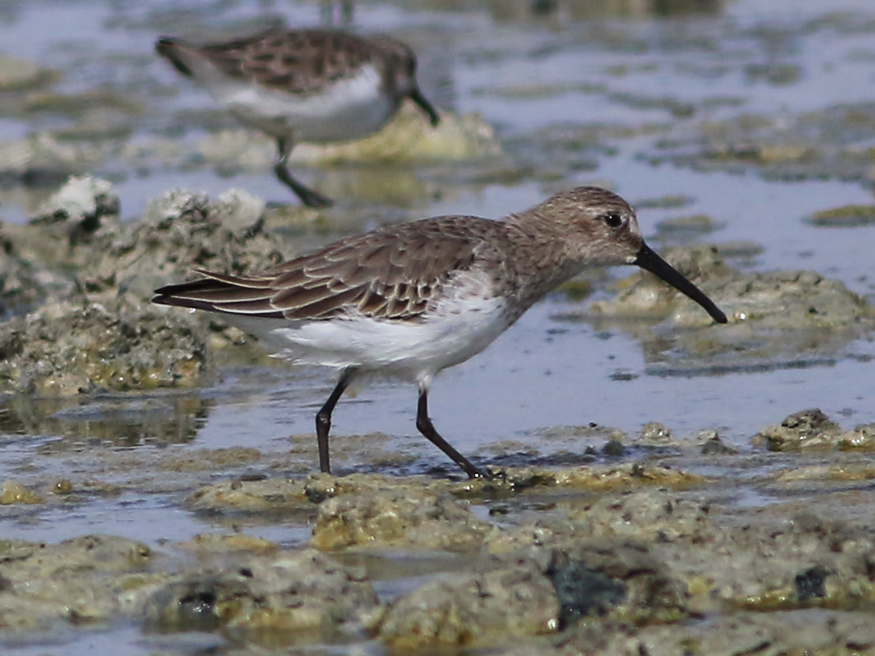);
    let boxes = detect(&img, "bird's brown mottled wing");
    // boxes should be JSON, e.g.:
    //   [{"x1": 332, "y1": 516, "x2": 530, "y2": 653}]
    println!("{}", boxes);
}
[
  {"x1": 197, "y1": 29, "x2": 378, "y2": 95},
  {"x1": 152, "y1": 216, "x2": 502, "y2": 321}
]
